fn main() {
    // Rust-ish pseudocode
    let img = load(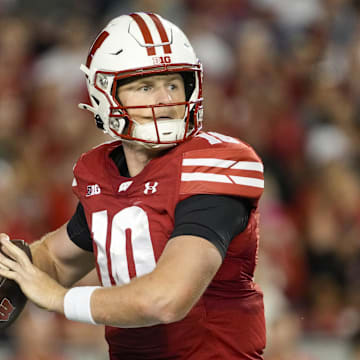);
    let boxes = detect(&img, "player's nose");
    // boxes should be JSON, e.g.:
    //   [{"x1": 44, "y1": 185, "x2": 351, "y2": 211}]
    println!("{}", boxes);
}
[{"x1": 154, "y1": 86, "x2": 172, "y2": 105}]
